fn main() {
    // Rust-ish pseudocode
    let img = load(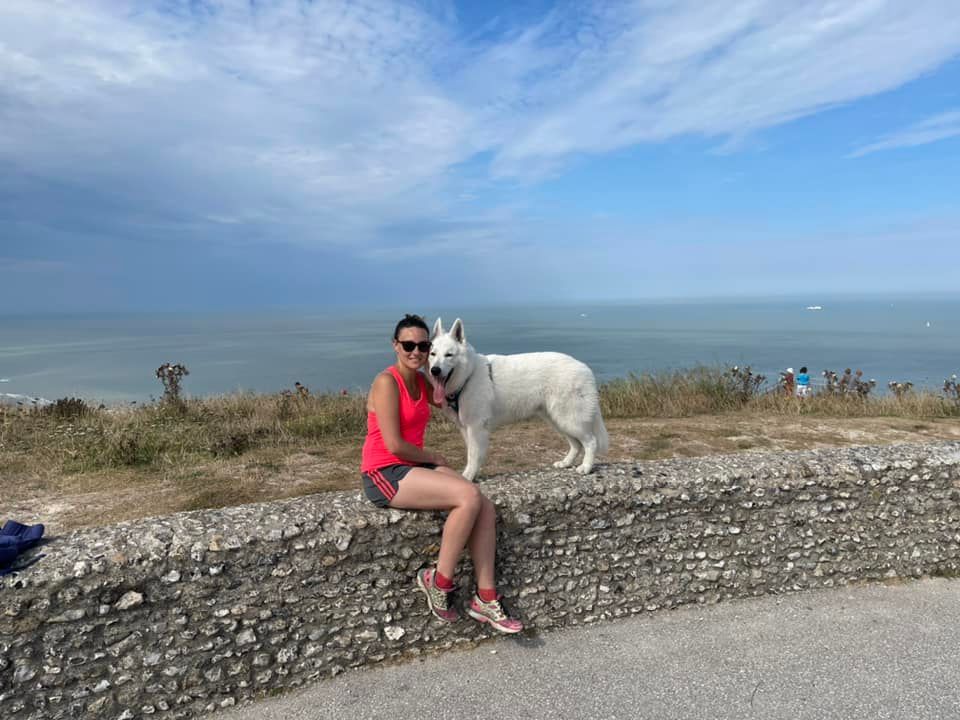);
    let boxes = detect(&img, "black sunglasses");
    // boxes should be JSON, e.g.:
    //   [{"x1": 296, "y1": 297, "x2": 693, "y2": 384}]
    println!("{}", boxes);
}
[{"x1": 397, "y1": 340, "x2": 431, "y2": 353}]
